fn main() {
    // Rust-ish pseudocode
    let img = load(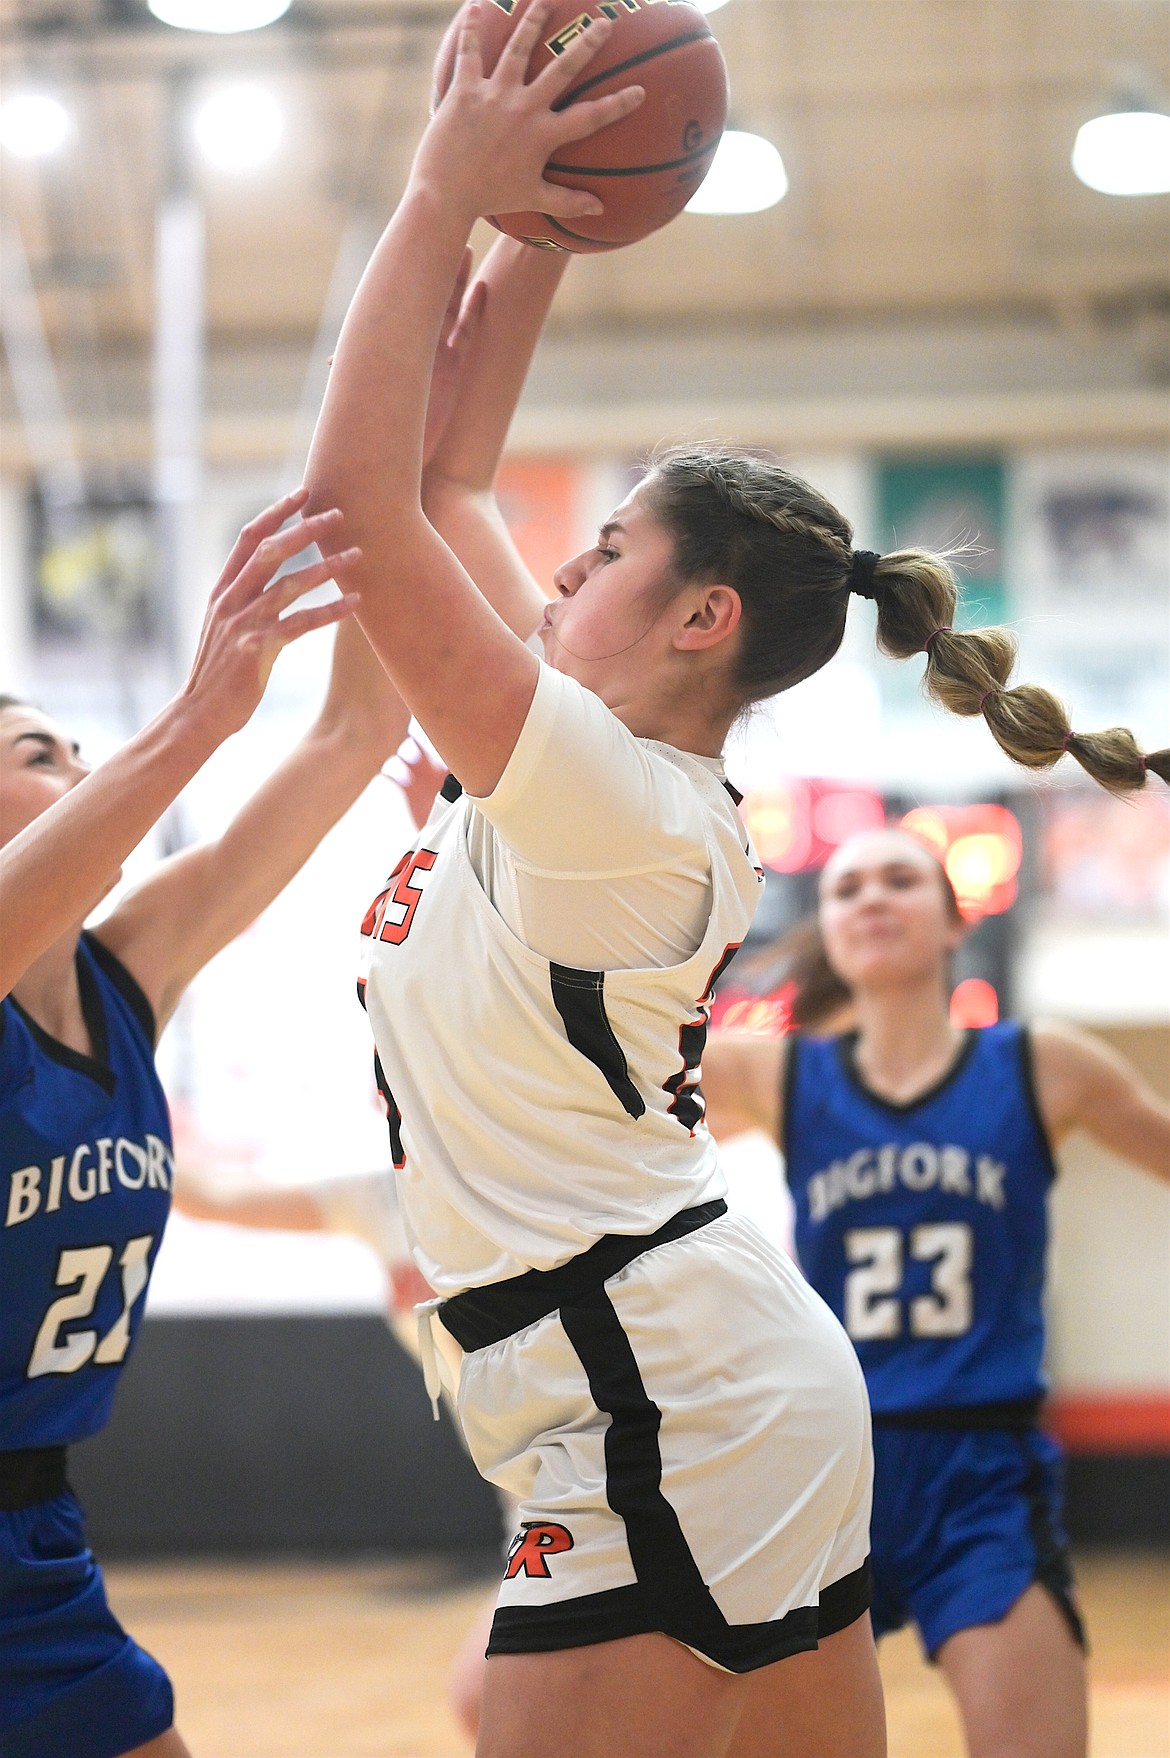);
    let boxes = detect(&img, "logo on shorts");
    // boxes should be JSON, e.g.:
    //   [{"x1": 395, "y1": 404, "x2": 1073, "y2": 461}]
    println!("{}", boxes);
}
[{"x1": 503, "y1": 1522, "x2": 575, "y2": 1580}]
